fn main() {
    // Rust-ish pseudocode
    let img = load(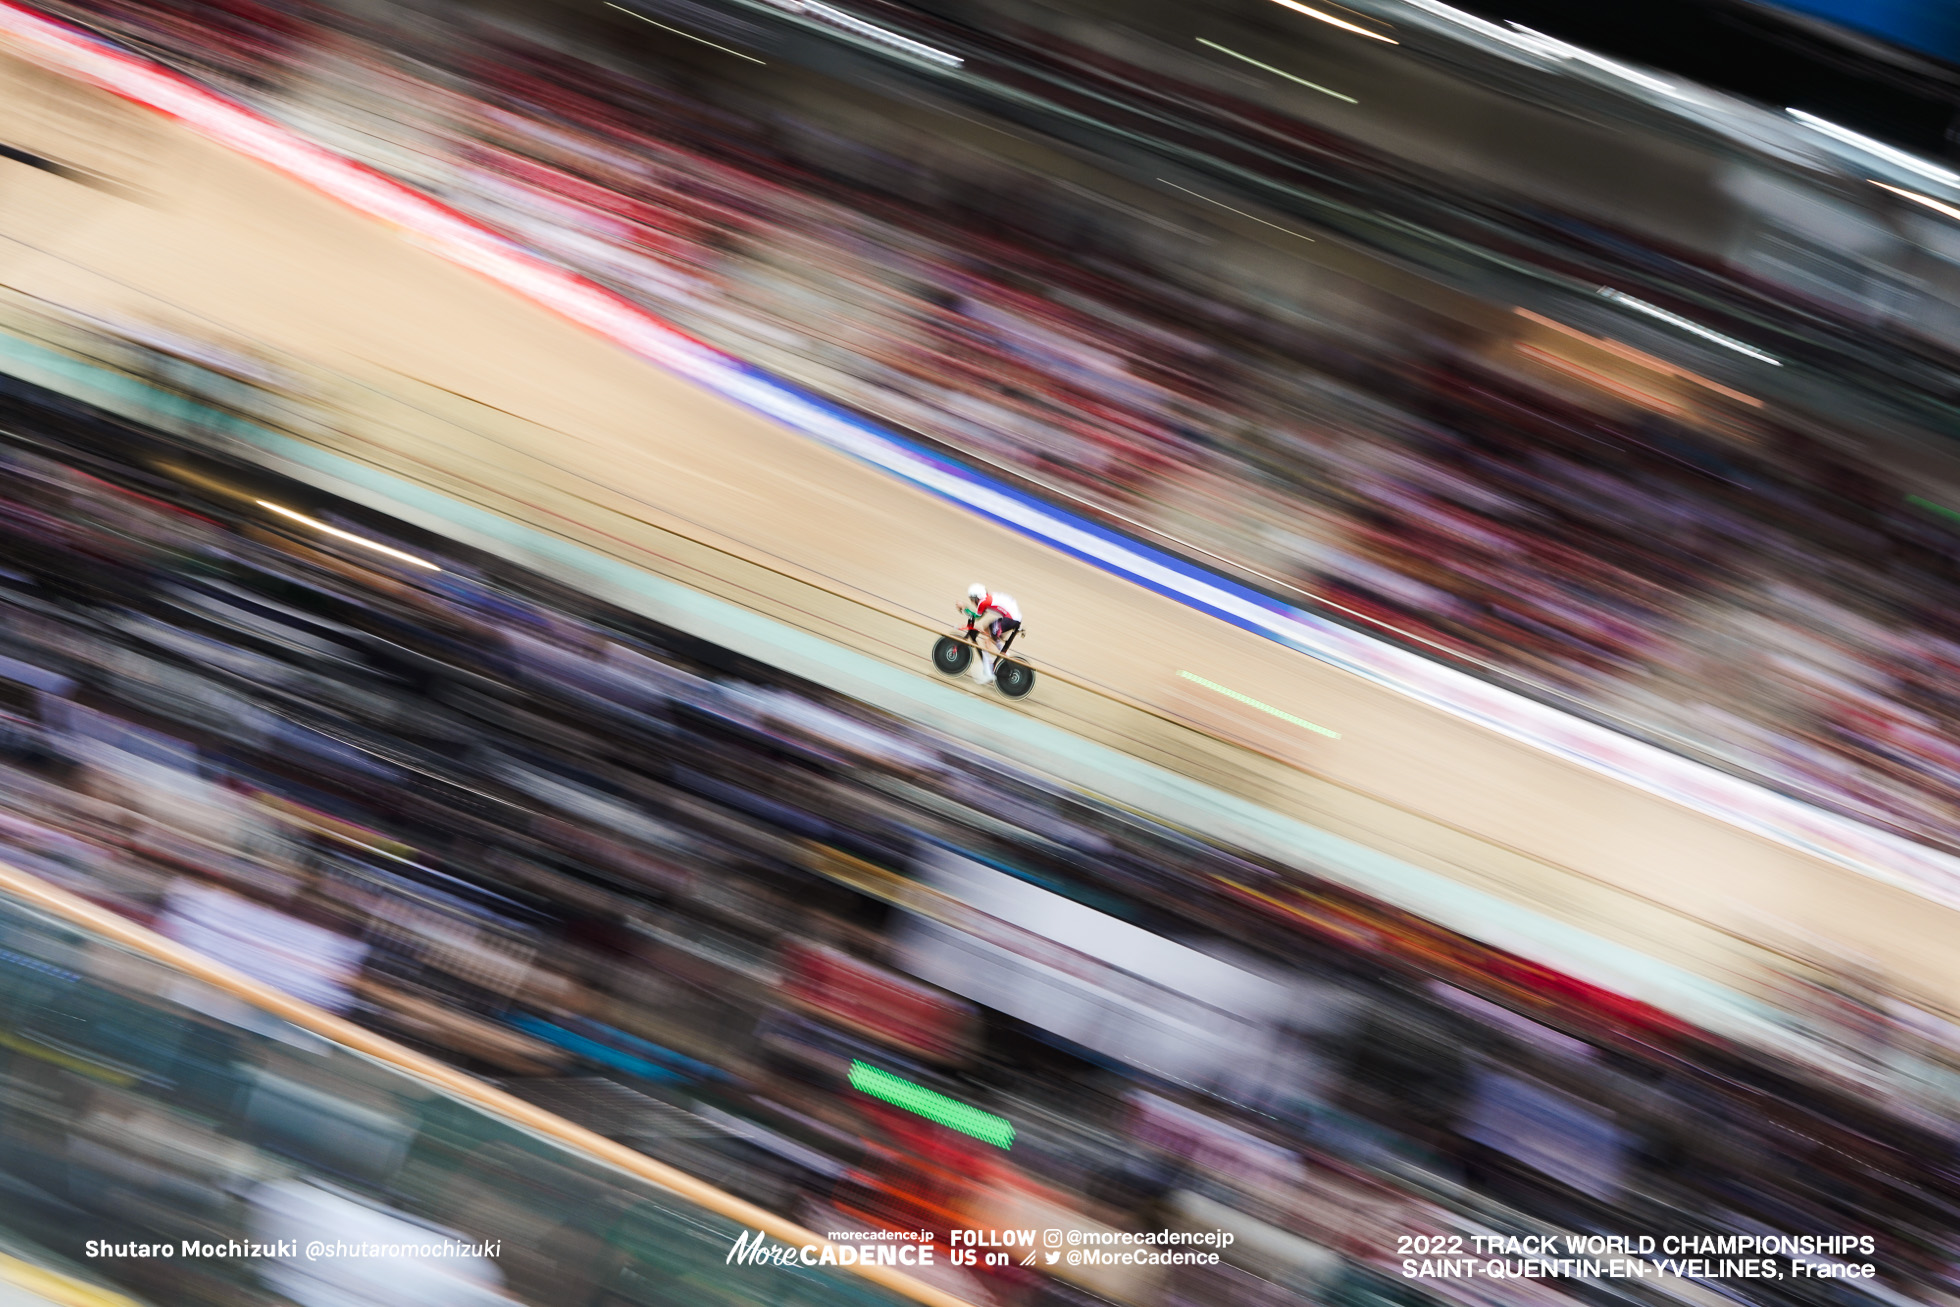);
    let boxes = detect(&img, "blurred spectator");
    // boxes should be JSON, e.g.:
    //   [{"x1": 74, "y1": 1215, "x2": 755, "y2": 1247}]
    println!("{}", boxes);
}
[{"x1": 0, "y1": 360, "x2": 1949, "y2": 1306}]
